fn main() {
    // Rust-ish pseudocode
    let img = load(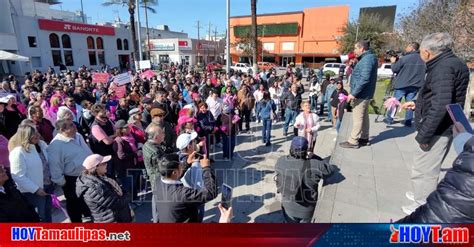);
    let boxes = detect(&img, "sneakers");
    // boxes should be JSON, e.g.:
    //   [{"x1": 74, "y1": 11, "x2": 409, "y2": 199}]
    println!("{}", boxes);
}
[
  {"x1": 383, "y1": 118, "x2": 394, "y2": 125},
  {"x1": 401, "y1": 202, "x2": 420, "y2": 215},
  {"x1": 405, "y1": 191, "x2": 415, "y2": 202},
  {"x1": 339, "y1": 141, "x2": 360, "y2": 149},
  {"x1": 359, "y1": 139, "x2": 370, "y2": 146},
  {"x1": 265, "y1": 142, "x2": 271, "y2": 147}
]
